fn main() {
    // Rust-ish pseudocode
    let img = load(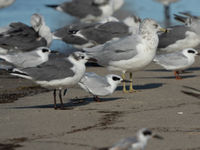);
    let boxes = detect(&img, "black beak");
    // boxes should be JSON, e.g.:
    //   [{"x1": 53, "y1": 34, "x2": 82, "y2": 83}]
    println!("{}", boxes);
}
[
  {"x1": 153, "y1": 134, "x2": 164, "y2": 140},
  {"x1": 121, "y1": 80, "x2": 131, "y2": 83},
  {"x1": 50, "y1": 50, "x2": 59, "y2": 53},
  {"x1": 196, "y1": 53, "x2": 200, "y2": 56},
  {"x1": 87, "y1": 57, "x2": 97, "y2": 62}
]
